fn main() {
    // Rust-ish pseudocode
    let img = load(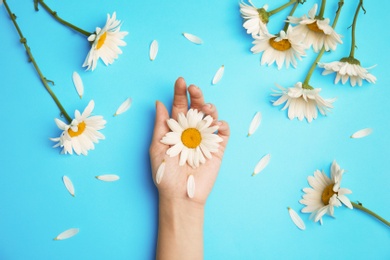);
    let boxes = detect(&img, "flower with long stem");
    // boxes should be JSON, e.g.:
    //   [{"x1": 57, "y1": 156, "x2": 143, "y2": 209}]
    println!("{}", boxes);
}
[
  {"x1": 34, "y1": 0, "x2": 128, "y2": 71},
  {"x1": 319, "y1": 0, "x2": 376, "y2": 87},
  {"x1": 272, "y1": 0, "x2": 343, "y2": 122},
  {"x1": 240, "y1": 0, "x2": 304, "y2": 36},
  {"x1": 4, "y1": 0, "x2": 106, "y2": 154},
  {"x1": 251, "y1": 1, "x2": 306, "y2": 70},
  {"x1": 288, "y1": 0, "x2": 342, "y2": 52}
]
